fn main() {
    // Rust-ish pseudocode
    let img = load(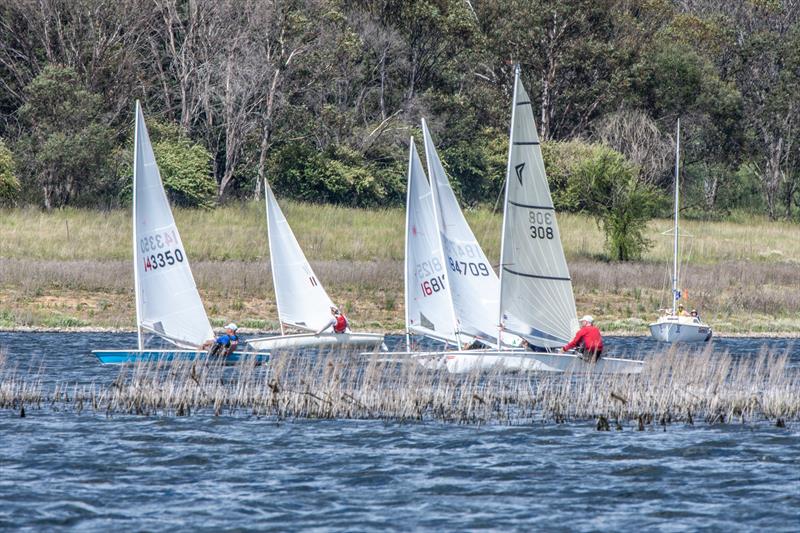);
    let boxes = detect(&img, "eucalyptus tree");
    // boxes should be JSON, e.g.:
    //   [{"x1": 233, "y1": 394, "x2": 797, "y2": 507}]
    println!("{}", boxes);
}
[
  {"x1": 16, "y1": 65, "x2": 113, "y2": 209},
  {"x1": 728, "y1": 2, "x2": 800, "y2": 219}
]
